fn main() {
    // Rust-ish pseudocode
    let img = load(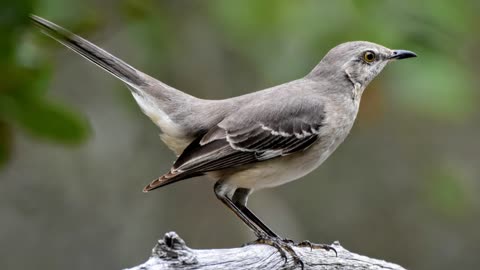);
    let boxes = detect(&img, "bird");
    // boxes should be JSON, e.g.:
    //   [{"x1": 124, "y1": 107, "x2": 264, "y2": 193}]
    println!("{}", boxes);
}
[{"x1": 31, "y1": 14, "x2": 417, "y2": 266}]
